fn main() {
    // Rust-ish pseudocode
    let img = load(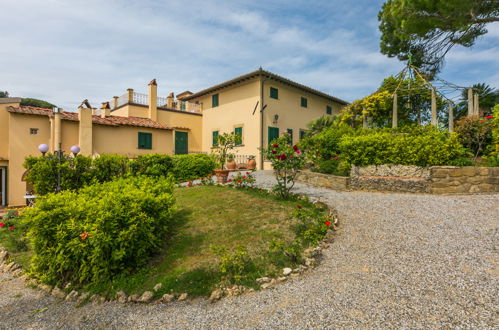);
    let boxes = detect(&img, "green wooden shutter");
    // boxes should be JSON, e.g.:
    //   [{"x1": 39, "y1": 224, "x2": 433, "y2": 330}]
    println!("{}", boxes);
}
[
  {"x1": 270, "y1": 87, "x2": 278, "y2": 99},
  {"x1": 212, "y1": 131, "x2": 219, "y2": 146},
  {"x1": 268, "y1": 126, "x2": 279, "y2": 144},
  {"x1": 138, "y1": 132, "x2": 152, "y2": 149},
  {"x1": 212, "y1": 94, "x2": 219, "y2": 107},
  {"x1": 234, "y1": 127, "x2": 243, "y2": 145},
  {"x1": 300, "y1": 130, "x2": 306, "y2": 140},
  {"x1": 287, "y1": 129, "x2": 293, "y2": 144},
  {"x1": 301, "y1": 97, "x2": 308, "y2": 108},
  {"x1": 175, "y1": 131, "x2": 188, "y2": 155},
  {"x1": 326, "y1": 105, "x2": 332, "y2": 115}
]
